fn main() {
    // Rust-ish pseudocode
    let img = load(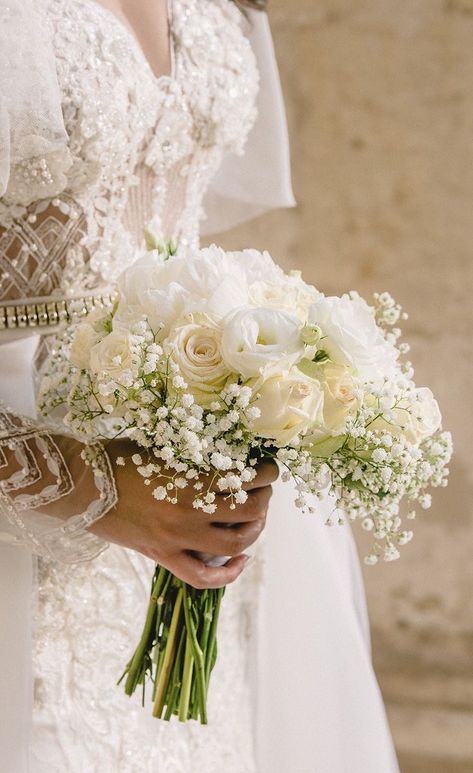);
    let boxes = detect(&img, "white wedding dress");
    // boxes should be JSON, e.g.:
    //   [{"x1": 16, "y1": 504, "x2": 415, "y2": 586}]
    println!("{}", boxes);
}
[{"x1": 0, "y1": 1, "x2": 399, "y2": 771}]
